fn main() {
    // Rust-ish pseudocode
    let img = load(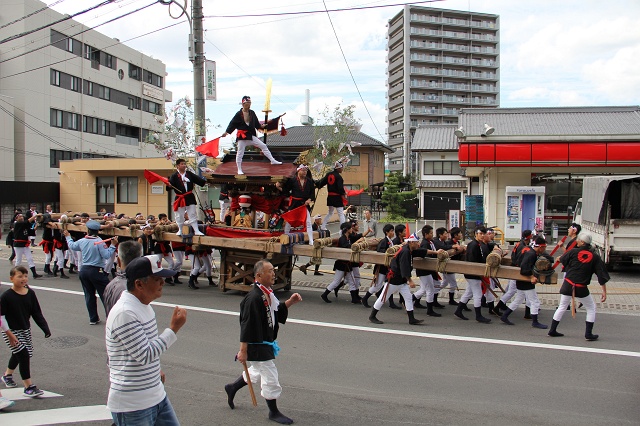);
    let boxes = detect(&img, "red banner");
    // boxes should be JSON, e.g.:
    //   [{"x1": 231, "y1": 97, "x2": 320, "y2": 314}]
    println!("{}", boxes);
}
[
  {"x1": 195, "y1": 137, "x2": 220, "y2": 158},
  {"x1": 281, "y1": 205, "x2": 308, "y2": 228},
  {"x1": 143, "y1": 169, "x2": 169, "y2": 186}
]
